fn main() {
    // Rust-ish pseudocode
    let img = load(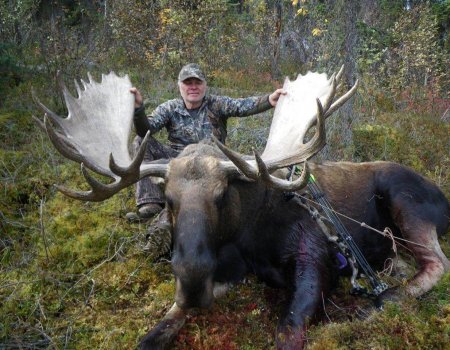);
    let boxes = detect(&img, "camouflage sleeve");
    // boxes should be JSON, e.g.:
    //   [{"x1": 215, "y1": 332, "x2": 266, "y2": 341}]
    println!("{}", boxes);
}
[
  {"x1": 133, "y1": 105, "x2": 151, "y2": 137},
  {"x1": 209, "y1": 94, "x2": 272, "y2": 119},
  {"x1": 133, "y1": 102, "x2": 171, "y2": 137},
  {"x1": 147, "y1": 103, "x2": 171, "y2": 133}
]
